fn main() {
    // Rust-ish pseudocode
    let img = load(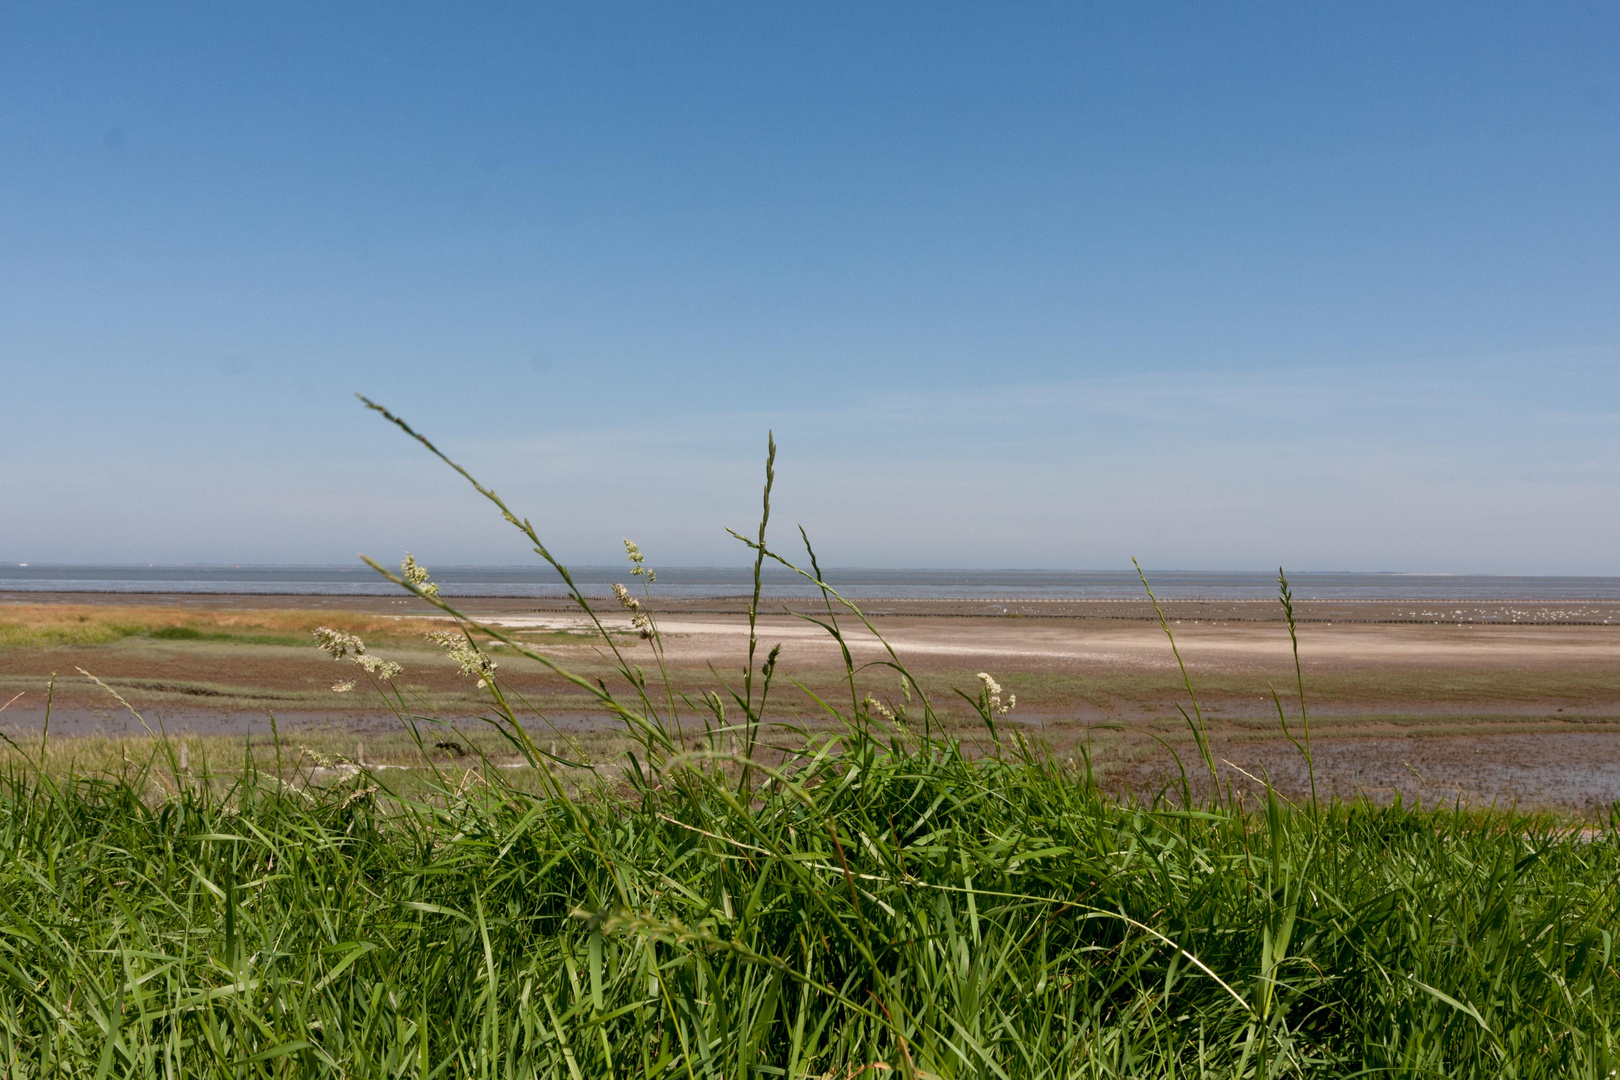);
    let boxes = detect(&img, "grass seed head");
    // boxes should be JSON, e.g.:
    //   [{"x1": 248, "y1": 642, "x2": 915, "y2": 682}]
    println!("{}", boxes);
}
[
  {"x1": 400, "y1": 552, "x2": 441, "y2": 598},
  {"x1": 977, "y1": 671, "x2": 1015, "y2": 715},
  {"x1": 863, "y1": 693, "x2": 896, "y2": 722},
  {"x1": 354, "y1": 653, "x2": 403, "y2": 680},
  {"x1": 316, "y1": 627, "x2": 401, "y2": 679},
  {"x1": 613, "y1": 583, "x2": 653, "y2": 638},
  {"x1": 623, "y1": 538, "x2": 654, "y2": 581},
  {"x1": 427, "y1": 629, "x2": 498, "y2": 687},
  {"x1": 313, "y1": 626, "x2": 365, "y2": 659}
]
